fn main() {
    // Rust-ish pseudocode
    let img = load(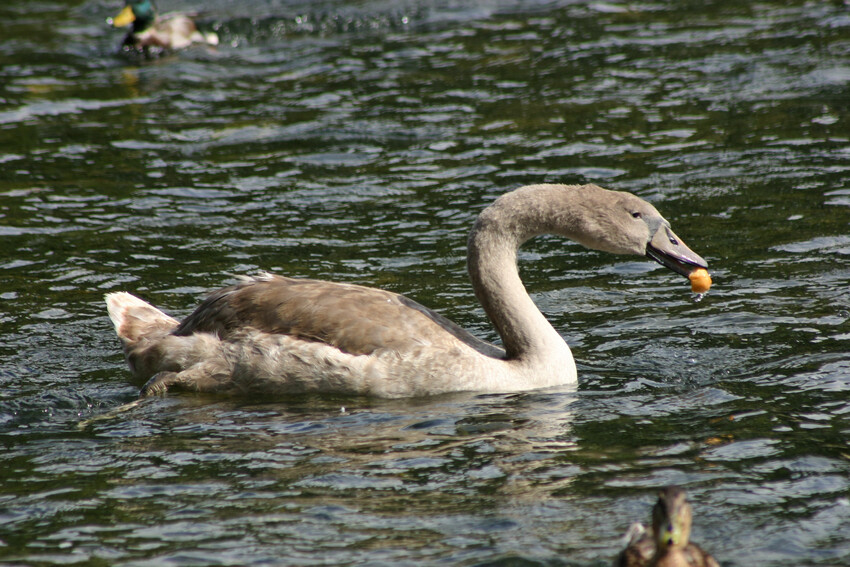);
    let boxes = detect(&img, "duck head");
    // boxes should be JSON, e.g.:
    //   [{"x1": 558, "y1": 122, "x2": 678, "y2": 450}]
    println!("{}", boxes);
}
[{"x1": 112, "y1": 0, "x2": 156, "y2": 32}]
